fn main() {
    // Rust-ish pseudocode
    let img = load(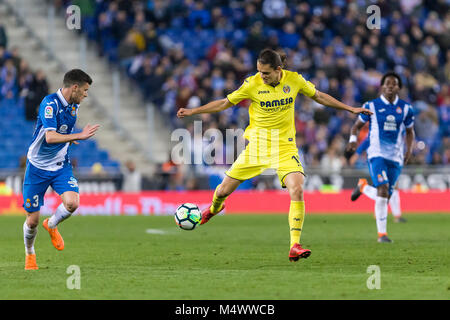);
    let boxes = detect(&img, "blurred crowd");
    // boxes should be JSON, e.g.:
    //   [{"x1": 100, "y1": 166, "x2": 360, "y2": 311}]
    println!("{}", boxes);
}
[
  {"x1": 68, "y1": 0, "x2": 450, "y2": 177},
  {"x1": 0, "y1": 23, "x2": 50, "y2": 121}
]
